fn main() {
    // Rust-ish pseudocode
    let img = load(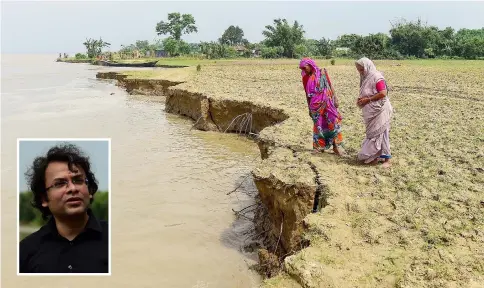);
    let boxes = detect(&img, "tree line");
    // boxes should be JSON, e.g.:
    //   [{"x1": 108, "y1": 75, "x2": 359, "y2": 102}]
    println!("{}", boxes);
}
[
  {"x1": 19, "y1": 191, "x2": 109, "y2": 226},
  {"x1": 78, "y1": 12, "x2": 484, "y2": 60}
]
